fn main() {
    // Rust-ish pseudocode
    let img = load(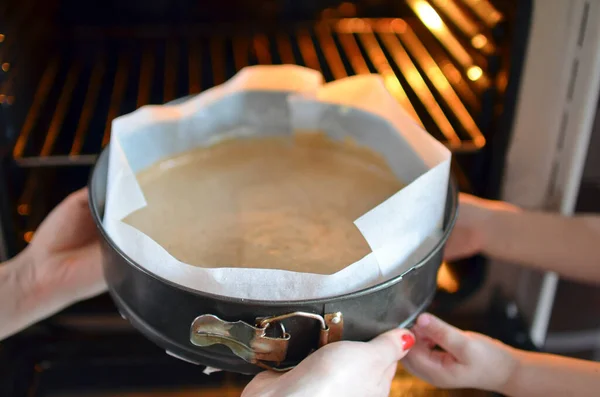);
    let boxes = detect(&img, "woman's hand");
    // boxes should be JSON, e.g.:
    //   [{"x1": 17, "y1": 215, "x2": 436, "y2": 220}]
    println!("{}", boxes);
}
[
  {"x1": 402, "y1": 313, "x2": 518, "y2": 393},
  {"x1": 0, "y1": 188, "x2": 106, "y2": 339},
  {"x1": 242, "y1": 328, "x2": 415, "y2": 397},
  {"x1": 26, "y1": 188, "x2": 106, "y2": 302},
  {"x1": 444, "y1": 193, "x2": 520, "y2": 261}
]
